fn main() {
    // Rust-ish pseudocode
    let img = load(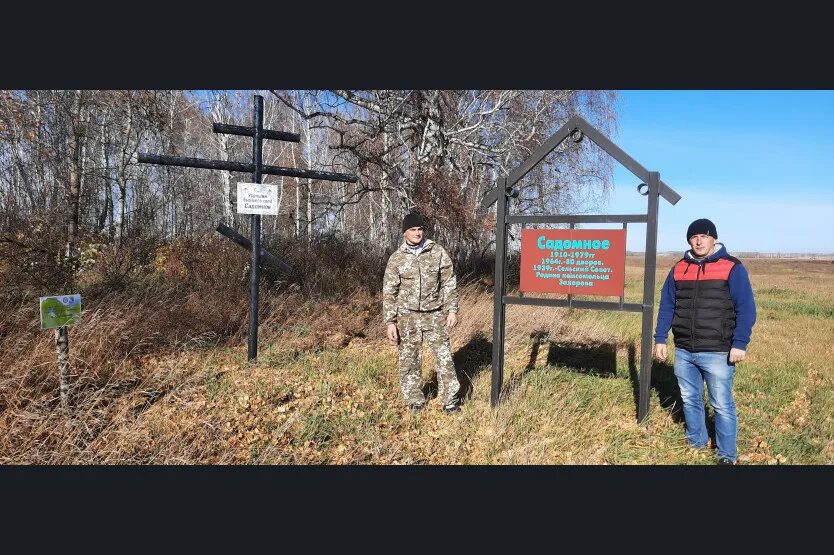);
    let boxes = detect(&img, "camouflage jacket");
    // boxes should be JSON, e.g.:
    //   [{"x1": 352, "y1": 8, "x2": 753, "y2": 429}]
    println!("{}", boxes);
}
[{"x1": 382, "y1": 239, "x2": 458, "y2": 324}]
